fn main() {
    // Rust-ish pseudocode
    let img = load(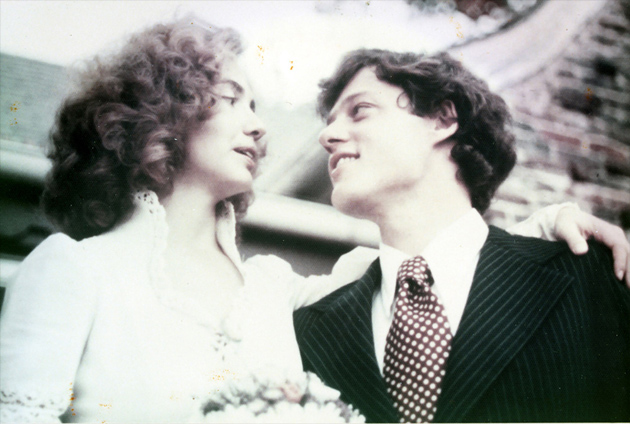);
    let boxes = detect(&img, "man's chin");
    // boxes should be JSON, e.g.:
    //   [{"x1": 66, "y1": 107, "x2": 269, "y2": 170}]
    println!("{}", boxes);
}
[{"x1": 331, "y1": 189, "x2": 369, "y2": 219}]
